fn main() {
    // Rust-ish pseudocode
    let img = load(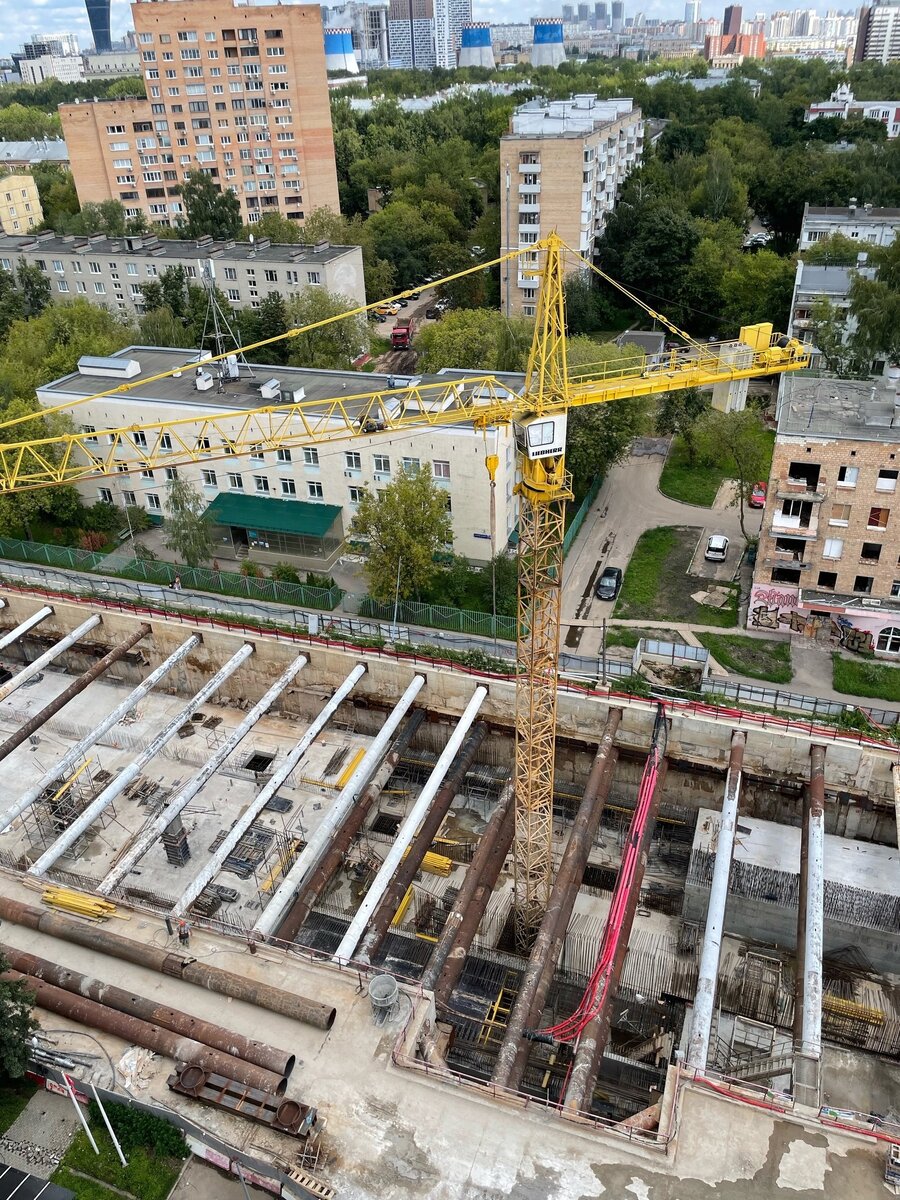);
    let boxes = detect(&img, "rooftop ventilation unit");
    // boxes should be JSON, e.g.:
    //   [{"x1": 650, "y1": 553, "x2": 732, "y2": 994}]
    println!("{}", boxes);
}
[
  {"x1": 260, "y1": 377, "x2": 282, "y2": 400},
  {"x1": 78, "y1": 356, "x2": 141, "y2": 379}
]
